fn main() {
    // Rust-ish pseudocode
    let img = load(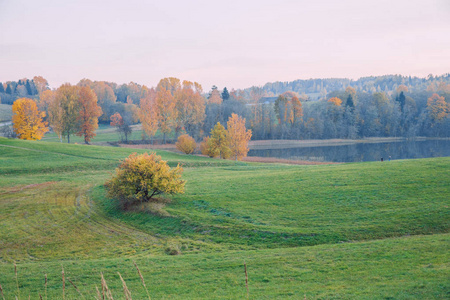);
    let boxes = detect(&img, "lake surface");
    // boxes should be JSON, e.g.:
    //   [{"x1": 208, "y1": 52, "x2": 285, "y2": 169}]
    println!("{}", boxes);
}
[{"x1": 248, "y1": 139, "x2": 450, "y2": 163}]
